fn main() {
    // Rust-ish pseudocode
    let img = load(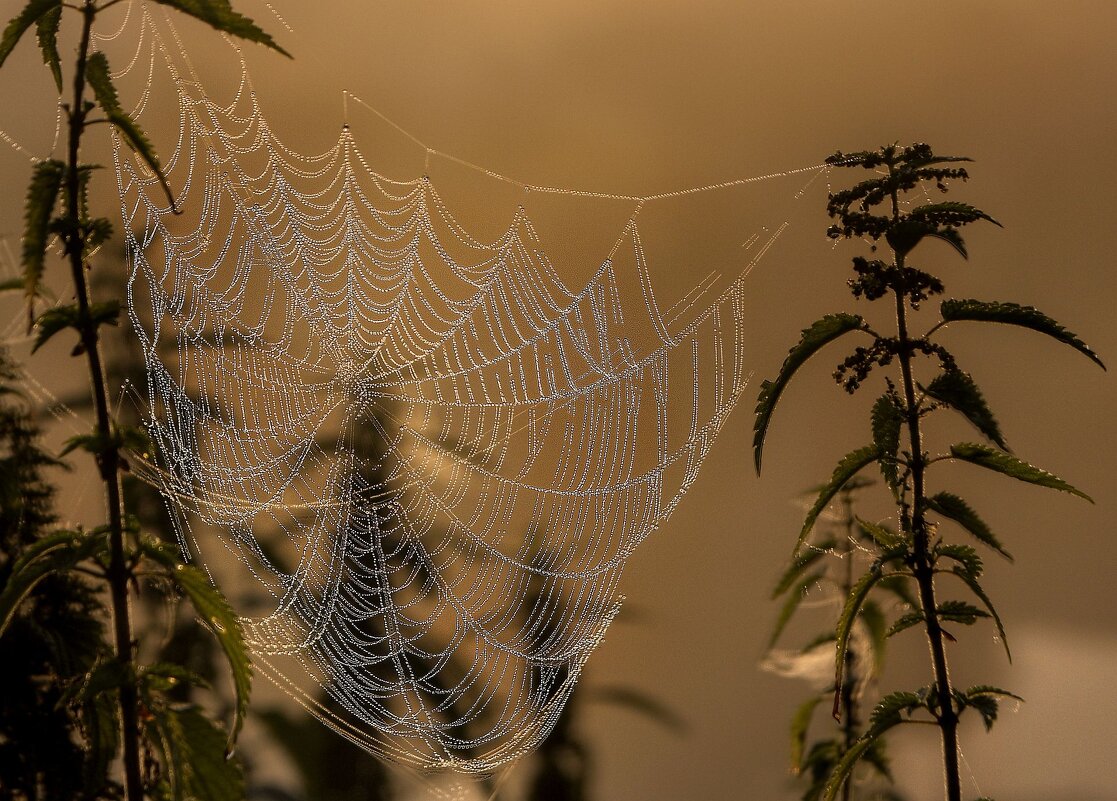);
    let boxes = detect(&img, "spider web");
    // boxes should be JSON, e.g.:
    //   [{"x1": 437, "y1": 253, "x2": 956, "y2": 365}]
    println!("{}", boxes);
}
[{"x1": 102, "y1": 3, "x2": 820, "y2": 773}]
